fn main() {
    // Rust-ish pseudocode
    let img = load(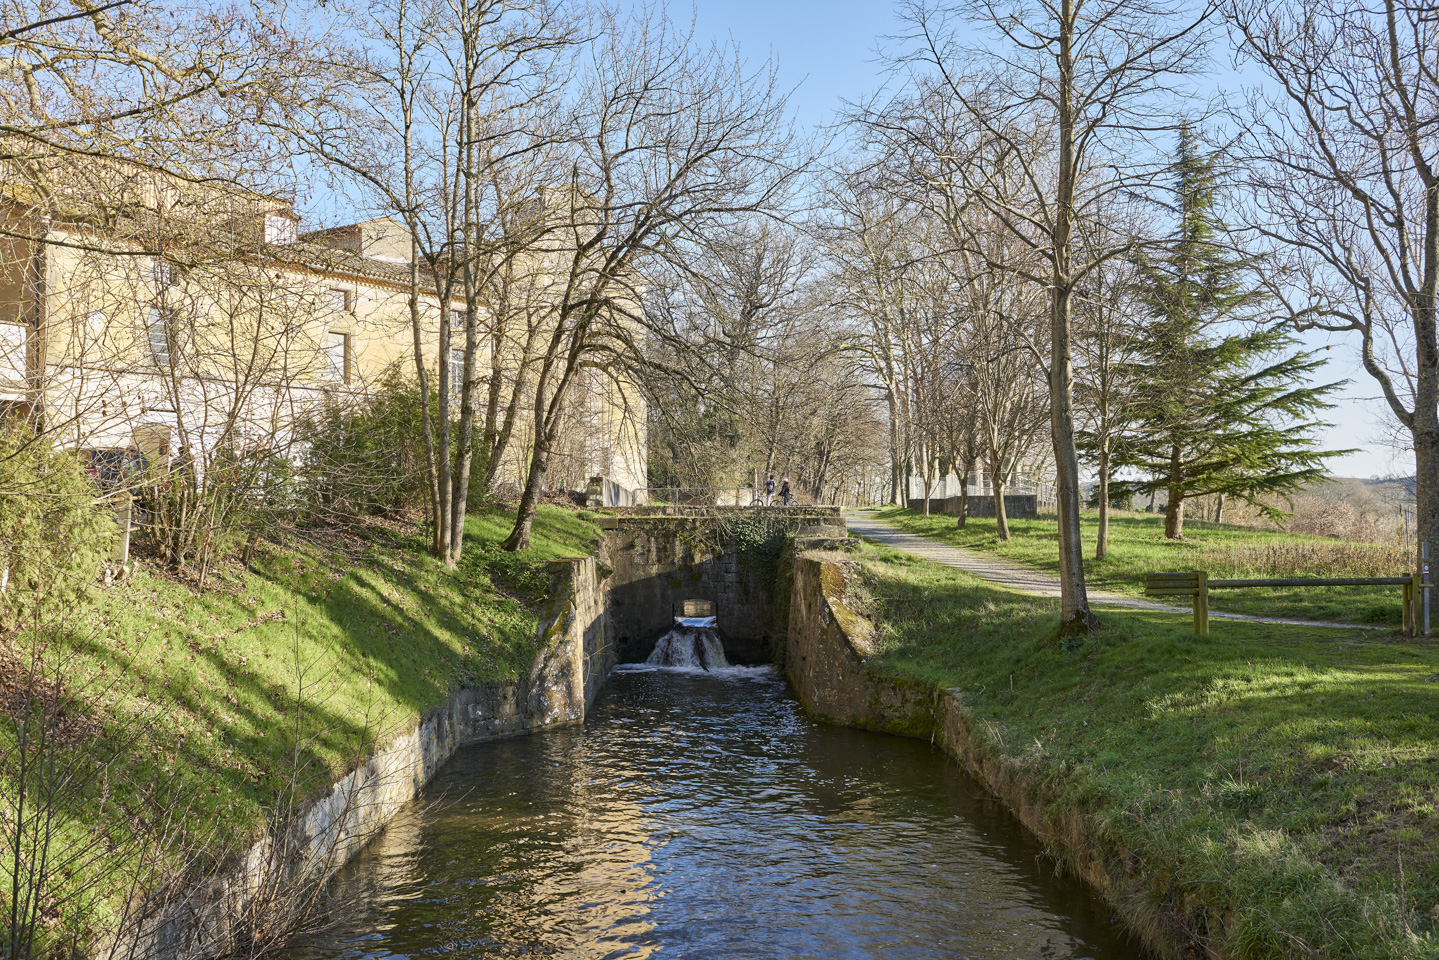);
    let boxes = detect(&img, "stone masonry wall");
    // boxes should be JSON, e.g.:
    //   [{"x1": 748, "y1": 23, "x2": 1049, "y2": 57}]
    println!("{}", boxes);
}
[
  {"x1": 784, "y1": 555, "x2": 934, "y2": 735},
  {"x1": 600, "y1": 512, "x2": 843, "y2": 664},
  {"x1": 125, "y1": 556, "x2": 613, "y2": 960},
  {"x1": 784, "y1": 552, "x2": 1223, "y2": 960}
]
